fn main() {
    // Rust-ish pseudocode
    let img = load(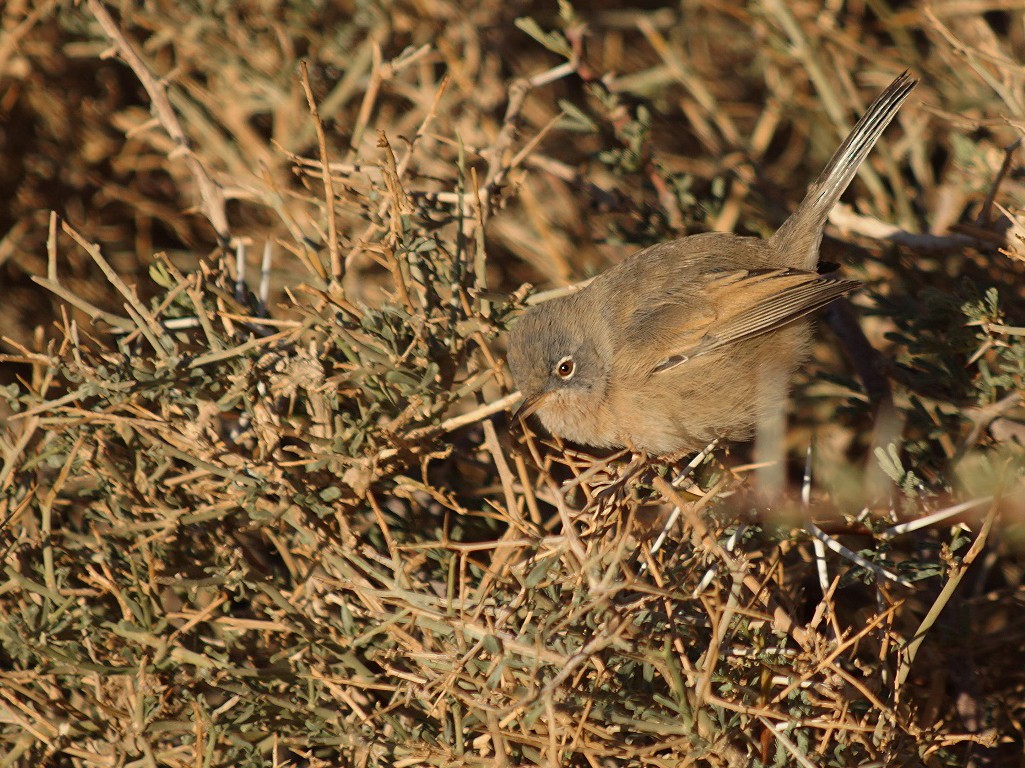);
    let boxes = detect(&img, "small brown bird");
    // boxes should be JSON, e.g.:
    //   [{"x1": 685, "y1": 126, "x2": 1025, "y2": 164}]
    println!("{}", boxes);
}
[{"x1": 508, "y1": 71, "x2": 917, "y2": 455}]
